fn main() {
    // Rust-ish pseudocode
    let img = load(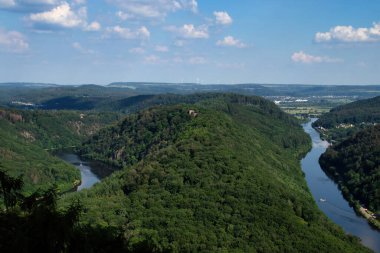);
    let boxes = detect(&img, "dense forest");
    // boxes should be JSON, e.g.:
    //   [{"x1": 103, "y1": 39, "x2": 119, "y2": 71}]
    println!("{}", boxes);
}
[
  {"x1": 0, "y1": 108, "x2": 121, "y2": 193},
  {"x1": 319, "y1": 125, "x2": 380, "y2": 216},
  {"x1": 313, "y1": 96, "x2": 380, "y2": 129},
  {"x1": 59, "y1": 94, "x2": 370, "y2": 252}
]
